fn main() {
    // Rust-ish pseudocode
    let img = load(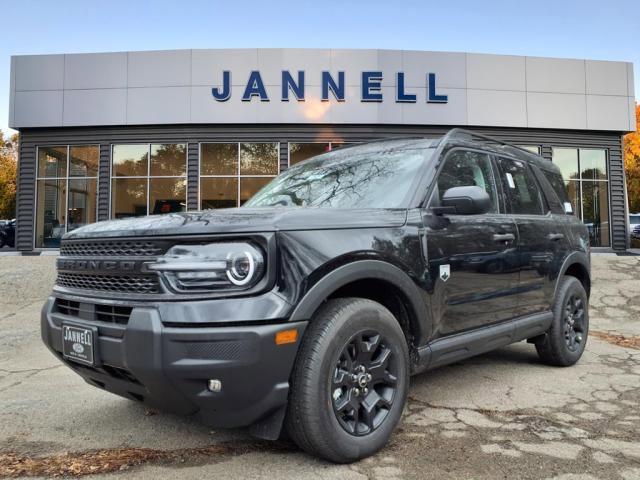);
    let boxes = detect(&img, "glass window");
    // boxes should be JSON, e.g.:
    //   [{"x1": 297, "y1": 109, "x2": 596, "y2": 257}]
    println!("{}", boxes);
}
[
  {"x1": 149, "y1": 178, "x2": 186, "y2": 214},
  {"x1": 201, "y1": 178, "x2": 238, "y2": 209},
  {"x1": 289, "y1": 143, "x2": 330, "y2": 165},
  {"x1": 150, "y1": 143, "x2": 187, "y2": 176},
  {"x1": 111, "y1": 178, "x2": 148, "y2": 218},
  {"x1": 542, "y1": 170, "x2": 570, "y2": 206},
  {"x1": 112, "y1": 144, "x2": 148, "y2": 177},
  {"x1": 240, "y1": 143, "x2": 279, "y2": 175},
  {"x1": 35, "y1": 145, "x2": 98, "y2": 248},
  {"x1": 497, "y1": 157, "x2": 544, "y2": 215},
  {"x1": 552, "y1": 147, "x2": 609, "y2": 246},
  {"x1": 200, "y1": 142, "x2": 279, "y2": 209},
  {"x1": 553, "y1": 148, "x2": 580, "y2": 181},
  {"x1": 69, "y1": 146, "x2": 99, "y2": 177},
  {"x1": 201, "y1": 143, "x2": 238, "y2": 175},
  {"x1": 581, "y1": 181, "x2": 609, "y2": 247},
  {"x1": 38, "y1": 146, "x2": 67, "y2": 178},
  {"x1": 431, "y1": 150, "x2": 498, "y2": 213},
  {"x1": 580, "y1": 149, "x2": 607, "y2": 180},
  {"x1": 68, "y1": 179, "x2": 97, "y2": 232},
  {"x1": 111, "y1": 143, "x2": 187, "y2": 218}
]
